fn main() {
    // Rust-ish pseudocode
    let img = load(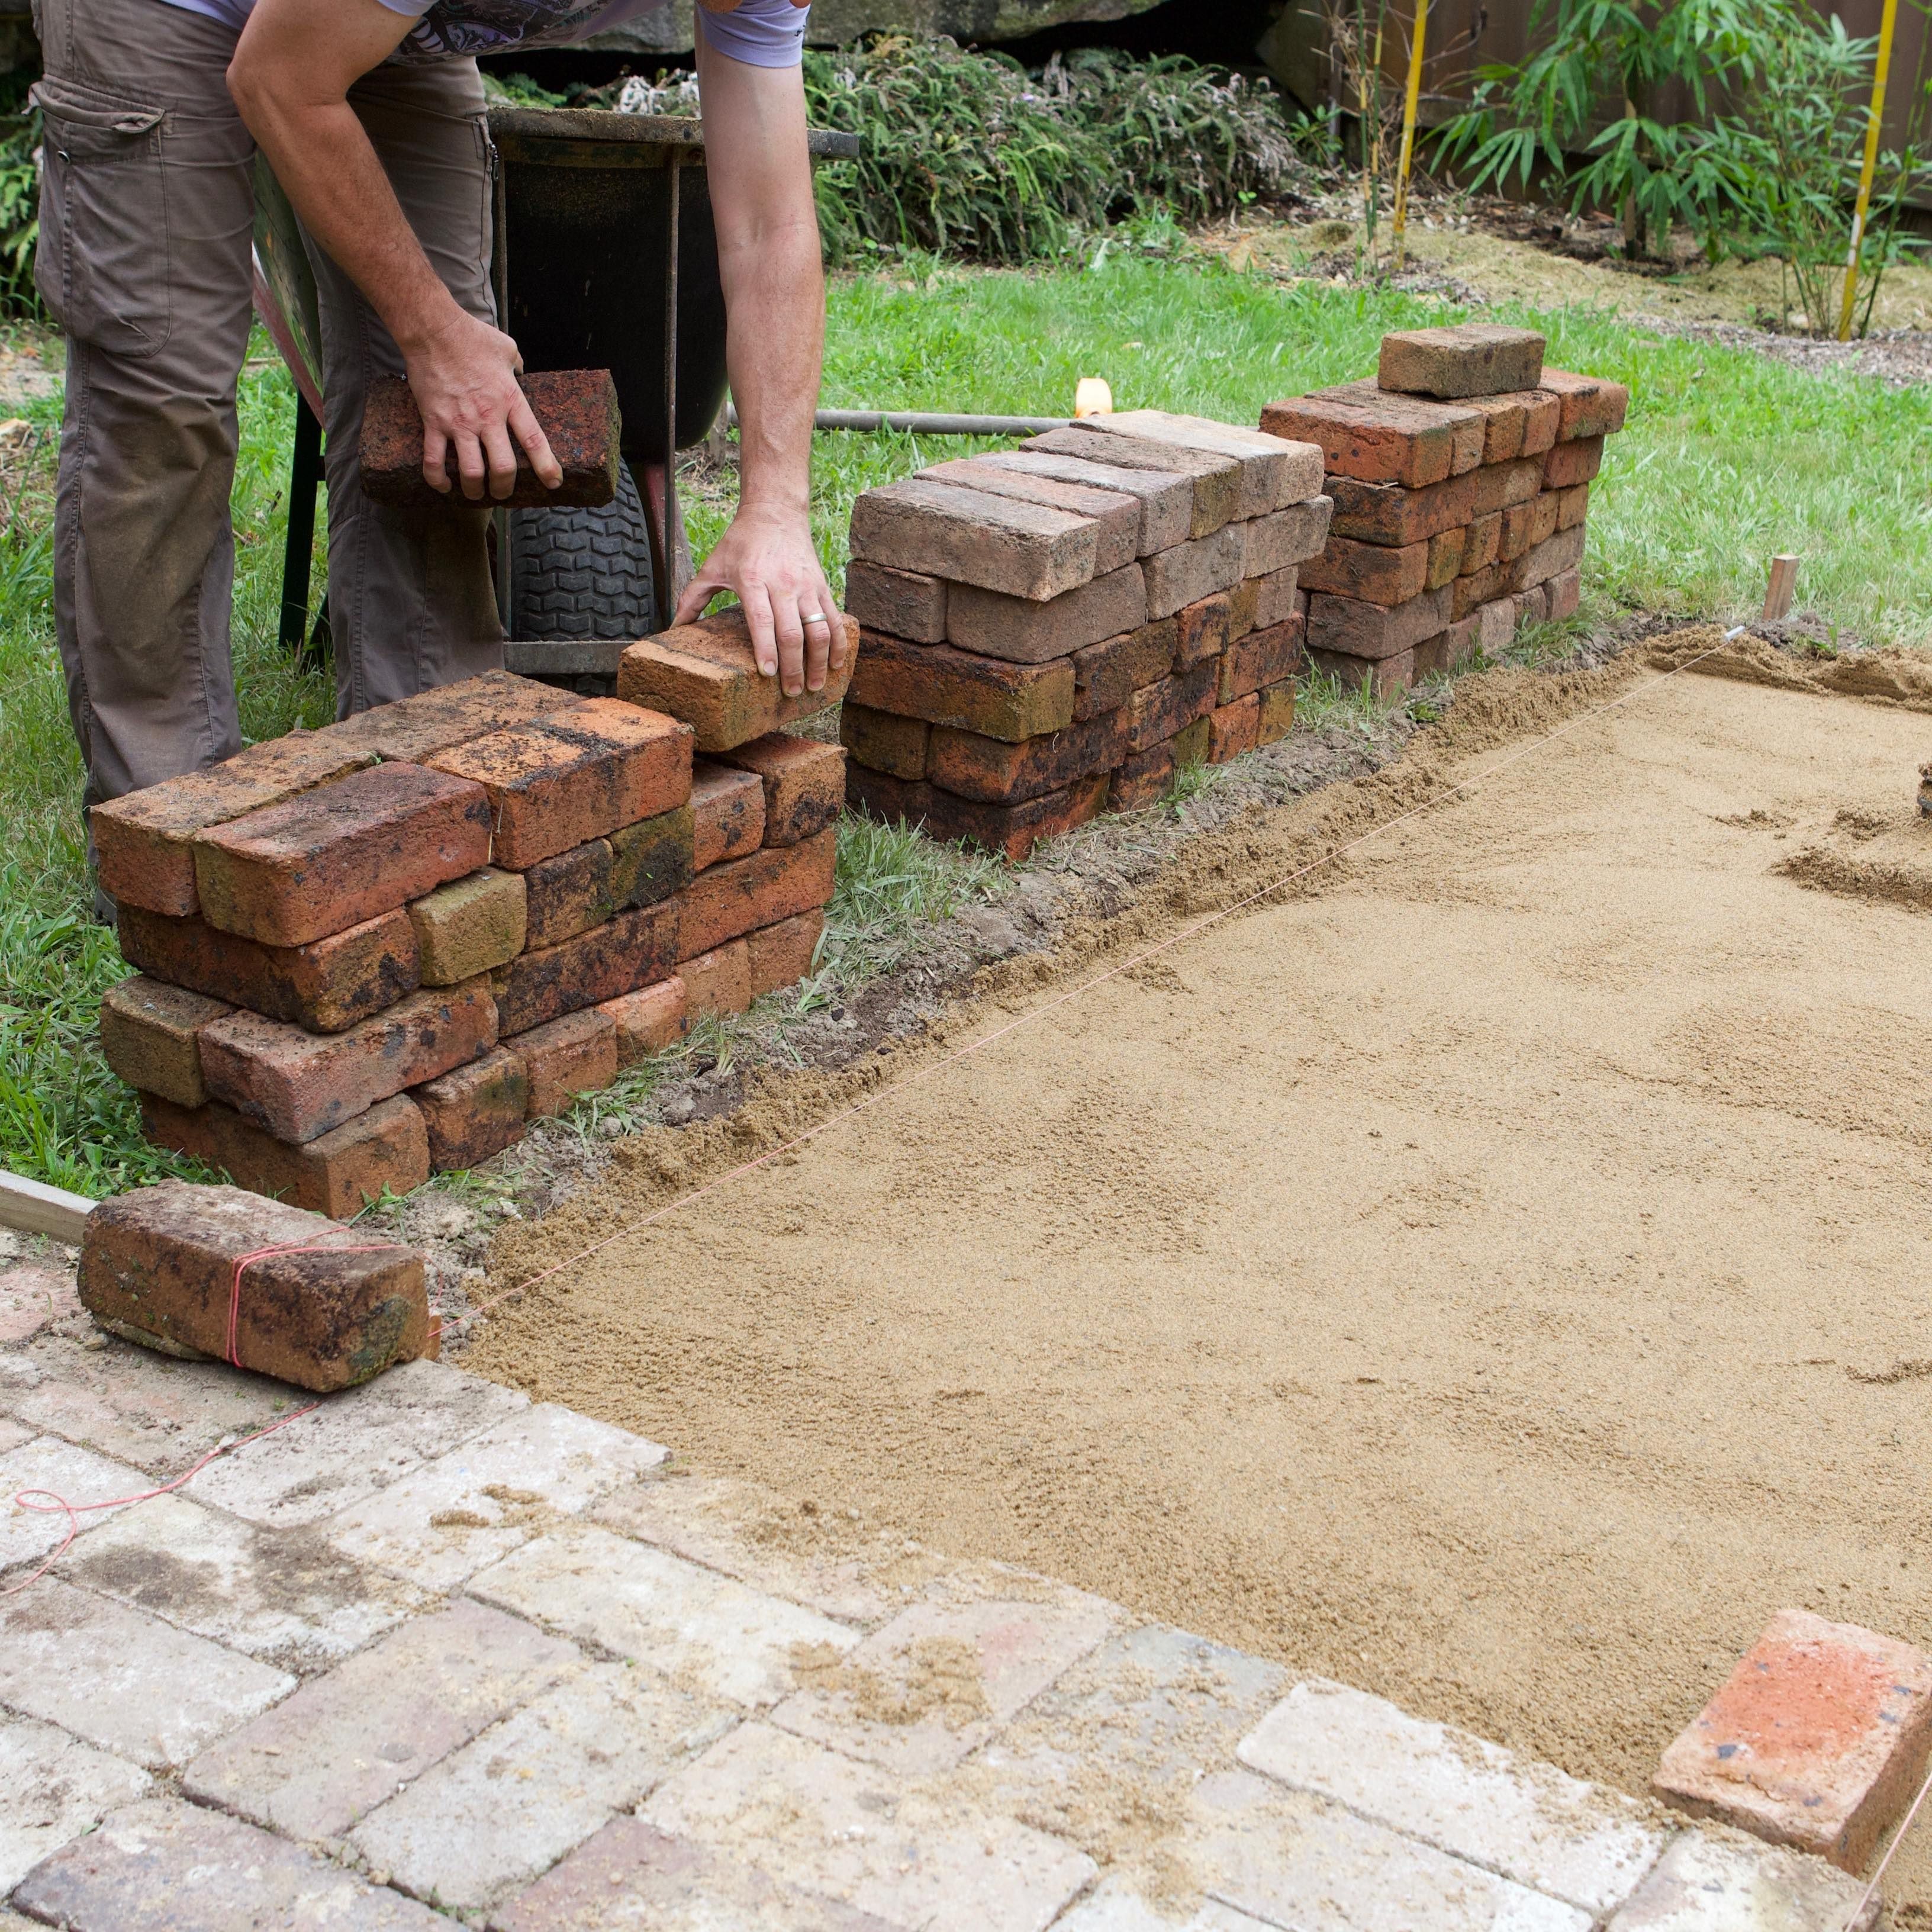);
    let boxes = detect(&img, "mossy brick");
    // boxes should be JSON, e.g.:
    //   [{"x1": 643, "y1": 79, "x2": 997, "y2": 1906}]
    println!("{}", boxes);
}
[
  {"x1": 610, "y1": 804, "x2": 695, "y2": 912},
  {"x1": 521, "y1": 840, "x2": 617, "y2": 951},
  {"x1": 748, "y1": 909, "x2": 824, "y2": 998},
  {"x1": 409, "y1": 868, "x2": 527, "y2": 985},
  {"x1": 320, "y1": 672, "x2": 584, "y2": 763},
  {"x1": 99, "y1": 976, "x2": 231, "y2": 1109},
  {"x1": 430, "y1": 697, "x2": 693, "y2": 871},
  {"x1": 141, "y1": 1092, "x2": 430, "y2": 1222},
  {"x1": 1300, "y1": 535, "x2": 1429, "y2": 607},
  {"x1": 1453, "y1": 561, "x2": 1516, "y2": 621},
  {"x1": 492, "y1": 899, "x2": 681, "y2": 1035},
  {"x1": 844, "y1": 561, "x2": 947, "y2": 644},
  {"x1": 1228, "y1": 575, "x2": 1261, "y2": 642},
  {"x1": 1109, "y1": 711, "x2": 1212, "y2": 809},
  {"x1": 1219, "y1": 618, "x2": 1305, "y2": 704},
  {"x1": 1071, "y1": 619, "x2": 1174, "y2": 723},
  {"x1": 1377, "y1": 324, "x2": 1546, "y2": 400},
  {"x1": 601, "y1": 977, "x2": 689, "y2": 1065},
  {"x1": 1173, "y1": 593, "x2": 1231, "y2": 671},
  {"x1": 846, "y1": 767, "x2": 1109, "y2": 864},
  {"x1": 676, "y1": 829, "x2": 836, "y2": 961},
  {"x1": 680, "y1": 941, "x2": 754, "y2": 1021},
  {"x1": 1515, "y1": 523, "x2": 1586, "y2": 591},
  {"x1": 1125, "y1": 661, "x2": 1221, "y2": 754},
  {"x1": 1260, "y1": 388, "x2": 1476, "y2": 489},
  {"x1": 508, "y1": 1009, "x2": 617, "y2": 1119},
  {"x1": 1325, "y1": 471, "x2": 1477, "y2": 548},
  {"x1": 924, "y1": 456, "x2": 1140, "y2": 574},
  {"x1": 1472, "y1": 456, "x2": 1546, "y2": 519},
  {"x1": 928, "y1": 709, "x2": 1128, "y2": 806},
  {"x1": 1425, "y1": 527, "x2": 1466, "y2": 590},
  {"x1": 1073, "y1": 410, "x2": 1322, "y2": 517},
  {"x1": 719, "y1": 734, "x2": 845, "y2": 848},
  {"x1": 945, "y1": 564, "x2": 1147, "y2": 665},
  {"x1": 1257, "y1": 680, "x2": 1297, "y2": 746},
  {"x1": 118, "y1": 904, "x2": 420, "y2": 1035},
  {"x1": 1254, "y1": 568, "x2": 1300, "y2": 630},
  {"x1": 79, "y1": 1180, "x2": 428, "y2": 1392},
  {"x1": 92, "y1": 736, "x2": 378, "y2": 920},
  {"x1": 840, "y1": 703, "x2": 930, "y2": 780},
  {"x1": 1145, "y1": 524, "x2": 1247, "y2": 622},
  {"x1": 199, "y1": 979, "x2": 497, "y2": 1144},
  {"x1": 1310, "y1": 645, "x2": 1415, "y2": 697},
  {"x1": 690, "y1": 763, "x2": 765, "y2": 871},
  {"x1": 847, "y1": 630, "x2": 1074, "y2": 743},
  {"x1": 848, "y1": 475, "x2": 1099, "y2": 600},
  {"x1": 1546, "y1": 565, "x2": 1582, "y2": 622},
  {"x1": 1460, "y1": 511, "x2": 1502, "y2": 575},
  {"x1": 616, "y1": 610, "x2": 858, "y2": 753},
  {"x1": 192, "y1": 762, "x2": 492, "y2": 949},
  {"x1": 413, "y1": 1046, "x2": 527, "y2": 1170},
  {"x1": 1556, "y1": 482, "x2": 1590, "y2": 531},
  {"x1": 1544, "y1": 436, "x2": 1605, "y2": 491},
  {"x1": 359, "y1": 368, "x2": 621, "y2": 511},
  {"x1": 1021, "y1": 426, "x2": 1239, "y2": 539},
  {"x1": 1206, "y1": 694, "x2": 1261, "y2": 764},
  {"x1": 1306, "y1": 587, "x2": 1451, "y2": 662},
  {"x1": 1538, "y1": 368, "x2": 1630, "y2": 440},
  {"x1": 969, "y1": 446, "x2": 1195, "y2": 553}
]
